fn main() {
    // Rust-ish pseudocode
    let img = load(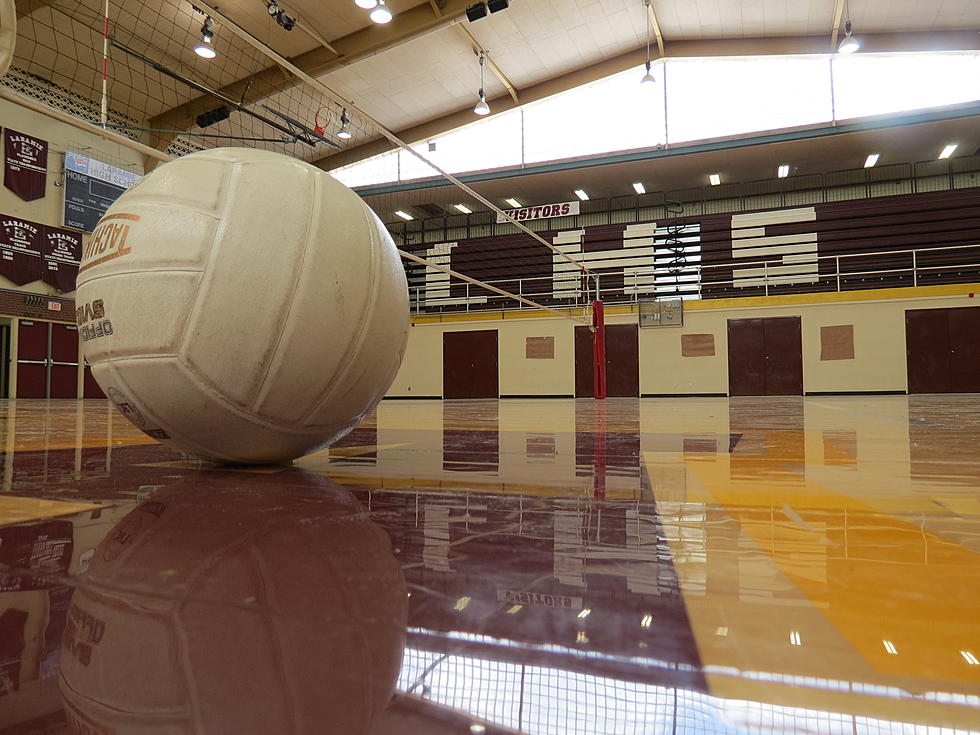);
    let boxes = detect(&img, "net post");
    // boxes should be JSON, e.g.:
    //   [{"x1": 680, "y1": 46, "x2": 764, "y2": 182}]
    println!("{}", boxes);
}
[{"x1": 592, "y1": 300, "x2": 606, "y2": 400}]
